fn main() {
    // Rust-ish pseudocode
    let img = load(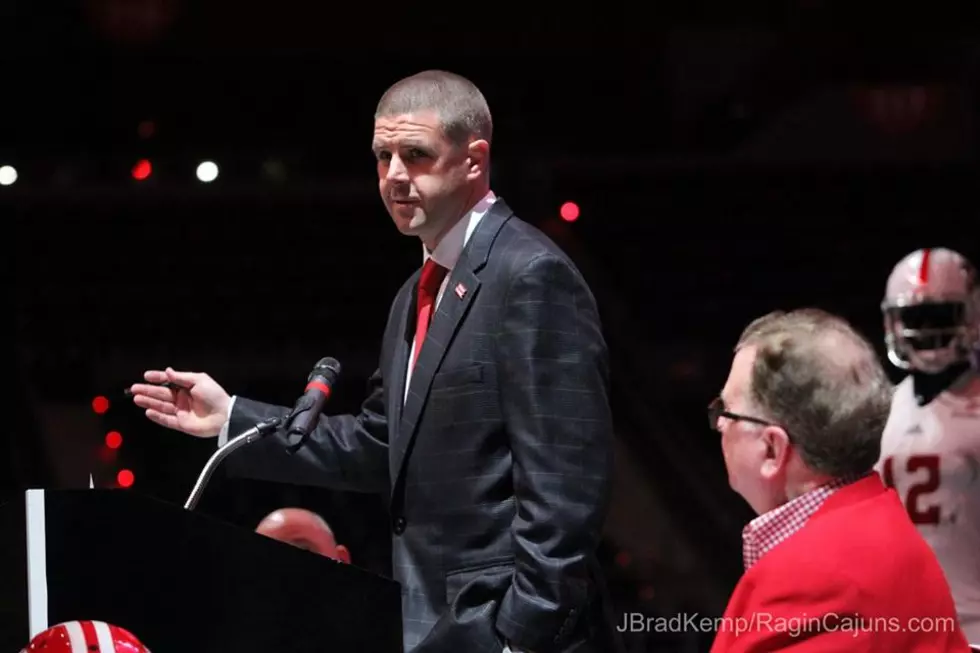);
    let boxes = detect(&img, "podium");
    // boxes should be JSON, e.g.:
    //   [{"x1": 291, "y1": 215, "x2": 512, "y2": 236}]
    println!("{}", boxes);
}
[{"x1": 0, "y1": 489, "x2": 403, "y2": 652}]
